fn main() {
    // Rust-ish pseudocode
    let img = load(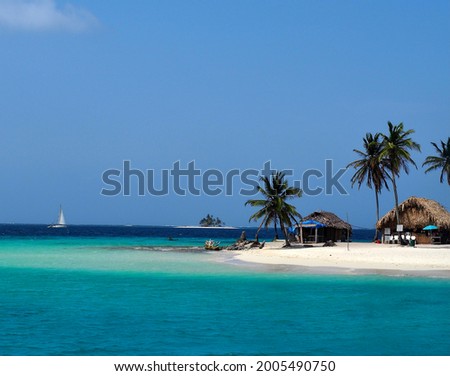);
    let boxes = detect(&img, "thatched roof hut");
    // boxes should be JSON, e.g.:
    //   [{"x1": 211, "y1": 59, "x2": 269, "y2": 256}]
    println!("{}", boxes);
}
[
  {"x1": 301, "y1": 211, "x2": 352, "y2": 242},
  {"x1": 304, "y1": 211, "x2": 351, "y2": 230},
  {"x1": 376, "y1": 197, "x2": 450, "y2": 232}
]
